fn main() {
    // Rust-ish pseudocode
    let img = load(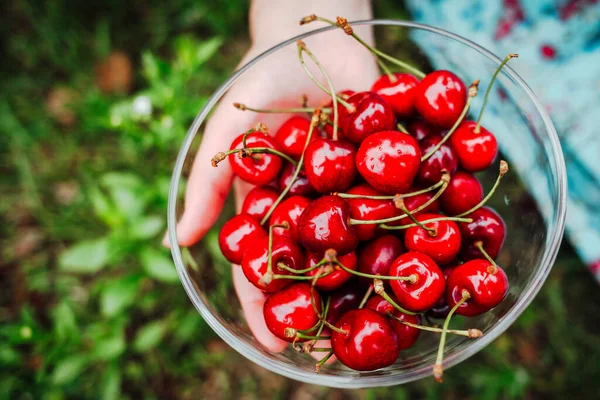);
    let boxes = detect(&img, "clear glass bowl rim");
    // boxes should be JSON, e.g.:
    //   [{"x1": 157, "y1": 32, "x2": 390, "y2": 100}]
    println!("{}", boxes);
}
[{"x1": 167, "y1": 19, "x2": 567, "y2": 388}]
